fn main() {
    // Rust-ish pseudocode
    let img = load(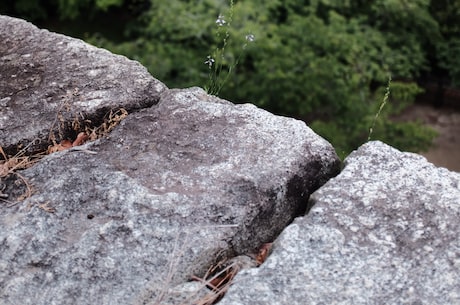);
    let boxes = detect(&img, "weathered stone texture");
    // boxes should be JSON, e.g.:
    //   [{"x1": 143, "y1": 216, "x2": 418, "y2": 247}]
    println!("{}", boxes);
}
[
  {"x1": 219, "y1": 141, "x2": 460, "y2": 305},
  {"x1": 0, "y1": 15, "x2": 166, "y2": 154},
  {"x1": 0, "y1": 87, "x2": 340, "y2": 305}
]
